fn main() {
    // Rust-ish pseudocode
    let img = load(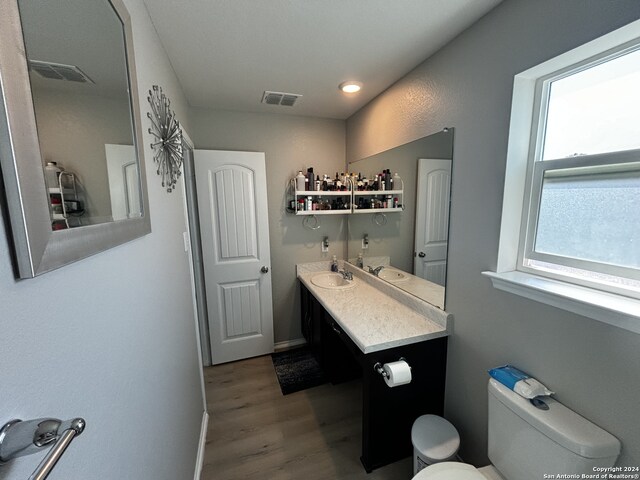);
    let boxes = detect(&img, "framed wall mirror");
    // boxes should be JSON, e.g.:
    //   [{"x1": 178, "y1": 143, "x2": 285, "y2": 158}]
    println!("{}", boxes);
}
[
  {"x1": 347, "y1": 128, "x2": 453, "y2": 309},
  {"x1": 0, "y1": 0, "x2": 150, "y2": 278}
]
